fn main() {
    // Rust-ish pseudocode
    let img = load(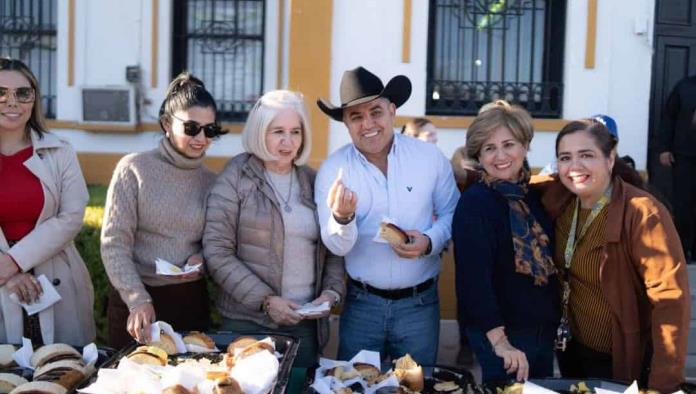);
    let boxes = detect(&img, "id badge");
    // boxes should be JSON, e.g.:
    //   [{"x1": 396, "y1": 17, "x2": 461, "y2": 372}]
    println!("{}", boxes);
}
[{"x1": 555, "y1": 321, "x2": 571, "y2": 351}]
